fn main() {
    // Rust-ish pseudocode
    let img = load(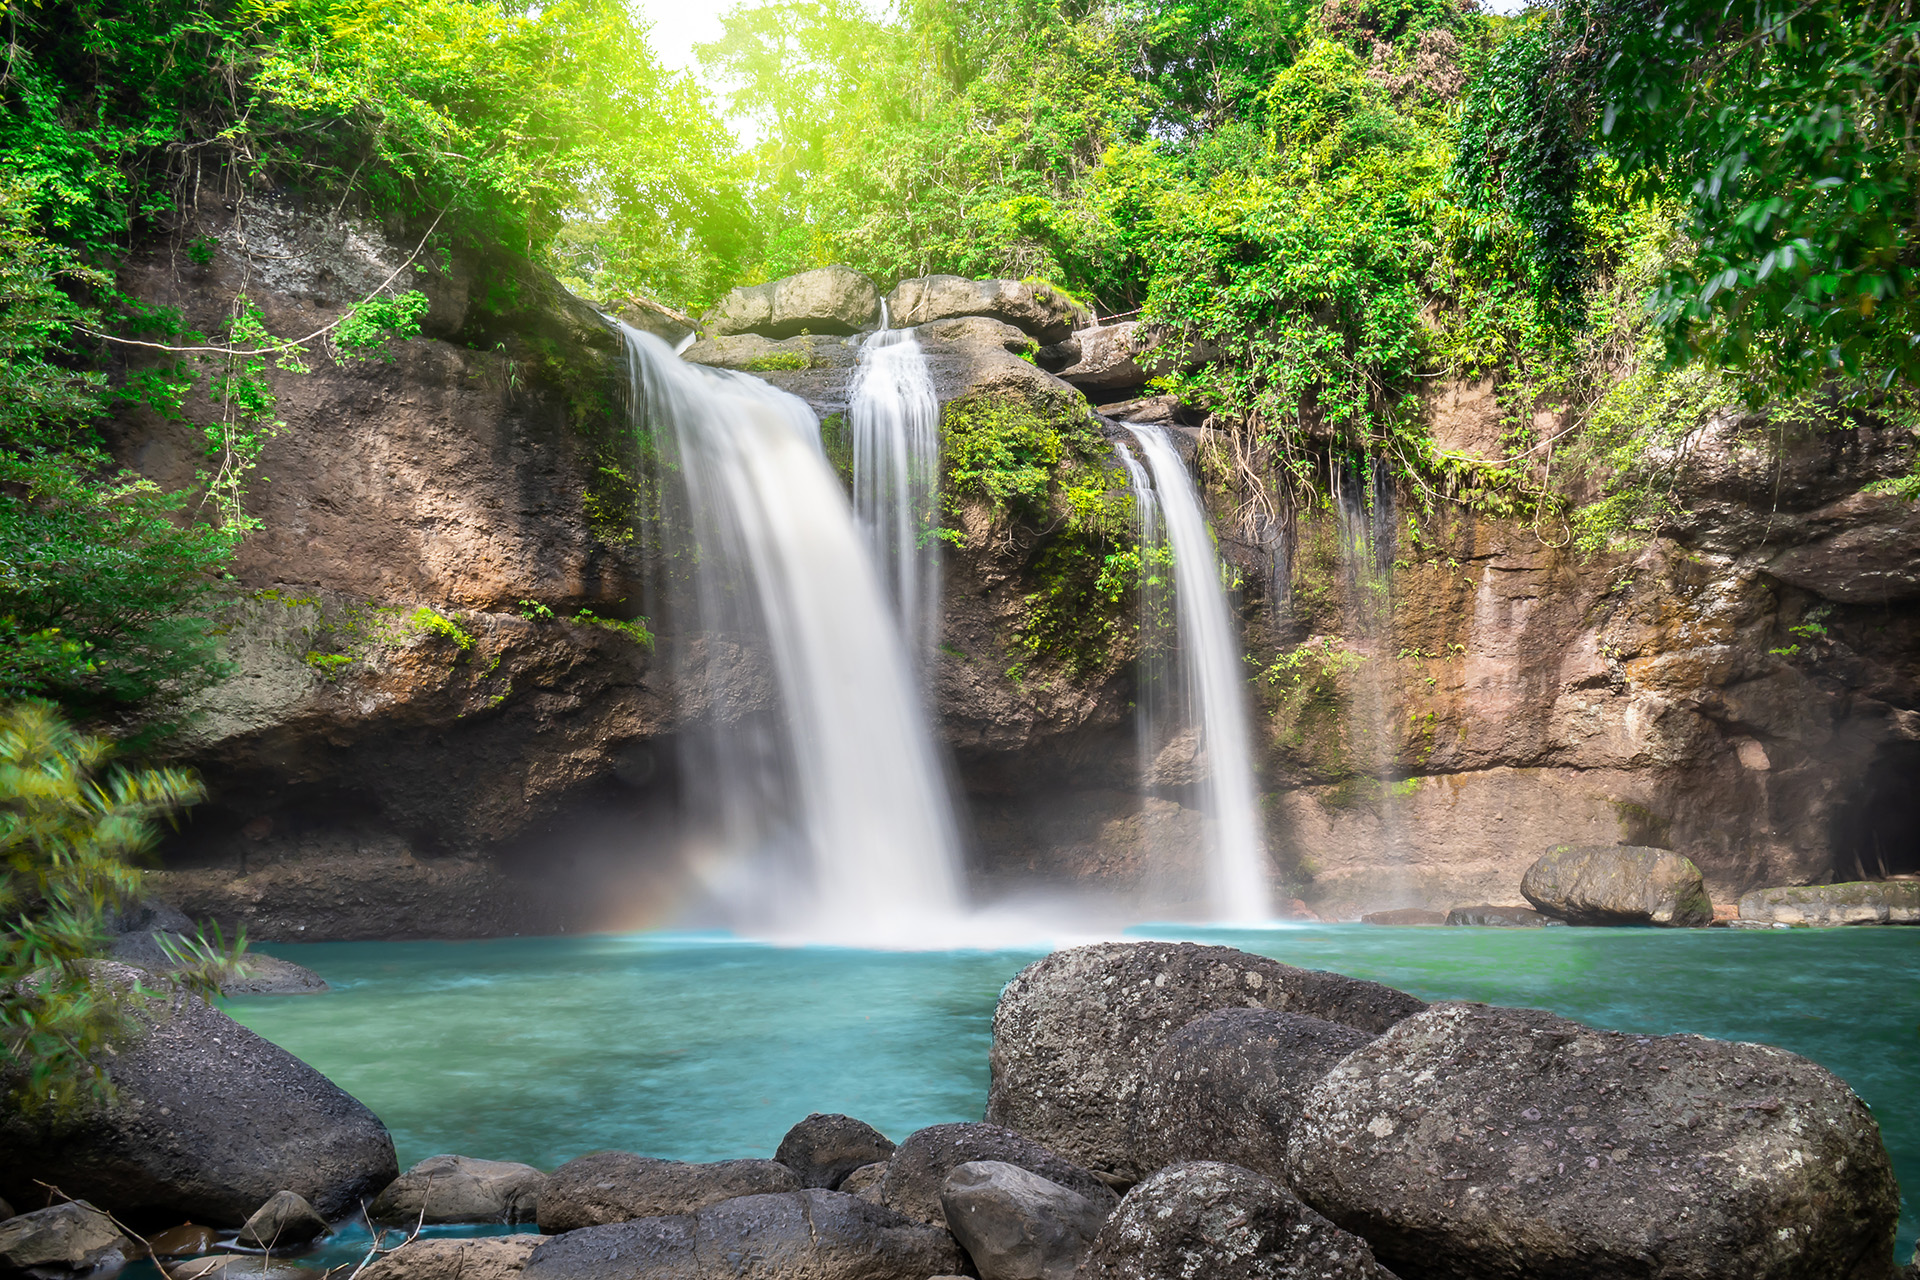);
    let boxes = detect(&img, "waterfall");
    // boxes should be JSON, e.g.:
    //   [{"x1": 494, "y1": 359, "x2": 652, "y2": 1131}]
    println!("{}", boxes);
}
[
  {"x1": 849, "y1": 326, "x2": 942, "y2": 663},
  {"x1": 619, "y1": 323, "x2": 963, "y2": 942},
  {"x1": 1333, "y1": 454, "x2": 1408, "y2": 899},
  {"x1": 1117, "y1": 423, "x2": 1273, "y2": 923}
]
